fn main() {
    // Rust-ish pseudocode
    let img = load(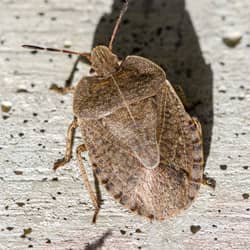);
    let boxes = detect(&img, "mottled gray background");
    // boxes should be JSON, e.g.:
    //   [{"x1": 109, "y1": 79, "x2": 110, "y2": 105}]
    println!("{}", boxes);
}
[{"x1": 0, "y1": 0, "x2": 249, "y2": 249}]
